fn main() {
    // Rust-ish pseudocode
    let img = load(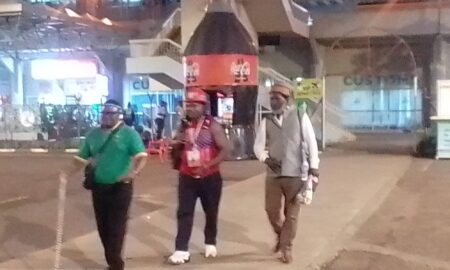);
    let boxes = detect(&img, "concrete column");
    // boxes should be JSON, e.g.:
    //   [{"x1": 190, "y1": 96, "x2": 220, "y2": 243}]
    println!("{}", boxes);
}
[
  {"x1": 430, "y1": 35, "x2": 447, "y2": 122},
  {"x1": 100, "y1": 52, "x2": 125, "y2": 106},
  {"x1": 310, "y1": 38, "x2": 325, "y2": 78},
  {"x1": 11, "y1": 58, "x2": 23, "y2": 105}
]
